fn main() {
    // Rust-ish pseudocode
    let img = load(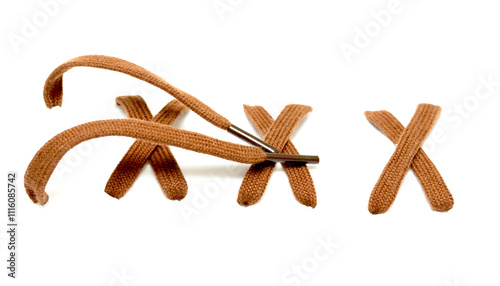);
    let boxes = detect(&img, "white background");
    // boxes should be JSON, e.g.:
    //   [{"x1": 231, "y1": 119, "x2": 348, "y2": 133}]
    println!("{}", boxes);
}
[{"x1": 1, "y1": 0, "x2": 500, "y2": 285}]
